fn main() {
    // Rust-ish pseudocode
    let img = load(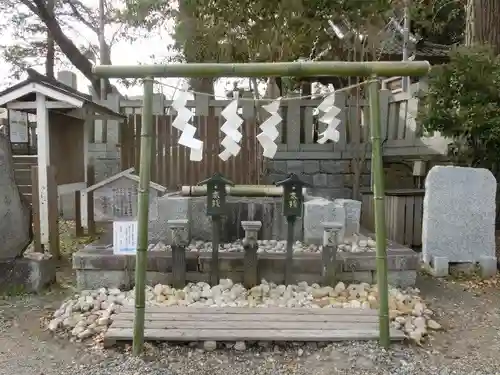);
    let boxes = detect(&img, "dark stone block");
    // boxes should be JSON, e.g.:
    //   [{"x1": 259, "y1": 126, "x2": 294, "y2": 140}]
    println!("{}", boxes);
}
[{"x1": 0, "y1": 256, "x2": 55, "y2": 293}]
